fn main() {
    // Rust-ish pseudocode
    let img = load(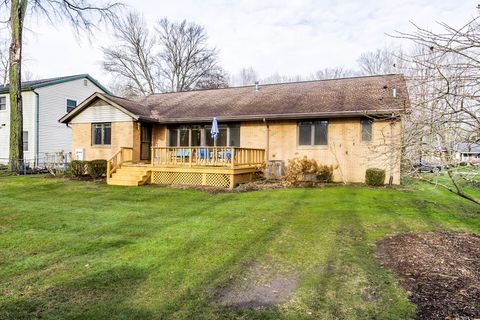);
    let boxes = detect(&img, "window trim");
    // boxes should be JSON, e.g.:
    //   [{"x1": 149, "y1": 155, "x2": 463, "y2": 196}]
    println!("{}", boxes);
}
[
  {"x1": 66, "y1": 98, "x2": 77, "y2": 113},
  {"x1": 360, "y1": 118, "x2": 373, "y2": 143},
  {"x1": 0, "y1": 96, "x2": 6, "y2": 111},
  {"x1": 91, "y1": 122, "x2": 112, "y2": 146},
  {"x1": 22, "y1": 131, "x2": 28, "y2": 152},
  {"x1": 296, "y1": 119, "x2": 329, "y2": 148}
]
